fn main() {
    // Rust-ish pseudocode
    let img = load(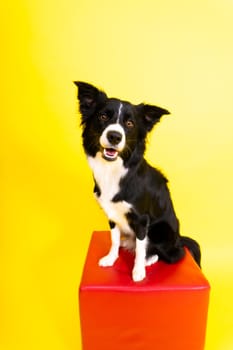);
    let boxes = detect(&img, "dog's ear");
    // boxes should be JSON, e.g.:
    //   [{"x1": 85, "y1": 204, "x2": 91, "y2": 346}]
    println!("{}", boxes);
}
[
  {"x1": 74, "y1": 81, "x2": 107, "y2": 123},
  {"x1": 138, "y1": 103, "x2": 170, "y2": 131}
]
